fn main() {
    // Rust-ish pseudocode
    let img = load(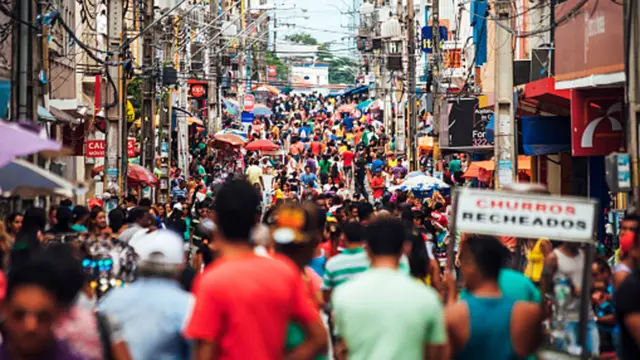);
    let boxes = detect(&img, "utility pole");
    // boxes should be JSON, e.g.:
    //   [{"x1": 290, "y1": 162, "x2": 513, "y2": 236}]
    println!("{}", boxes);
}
[
  {"x1": 208, "y1": 1, "x2": 220, "y2": 135},
  {"x1": 140, "y1": 0, "x2": 156, "y2": 170},
  {"x1": 431, "y1": 0, "x2": 443, "y2": 169},
  {"x1": 493, "y1": 0, "x2": 517, "y2": 188},
  {"x1": 407, "y1": 0, "x2": 418, "y2": 171},
  {"x1": 627, "y1": 0, "x2": 640, "y2": 208},
  {"x1": 11, "y1": 0, "x2": 34, "y2": 122},
  {"x1": 105, "y1": 0, "x2": 125, "y2": 198}
]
